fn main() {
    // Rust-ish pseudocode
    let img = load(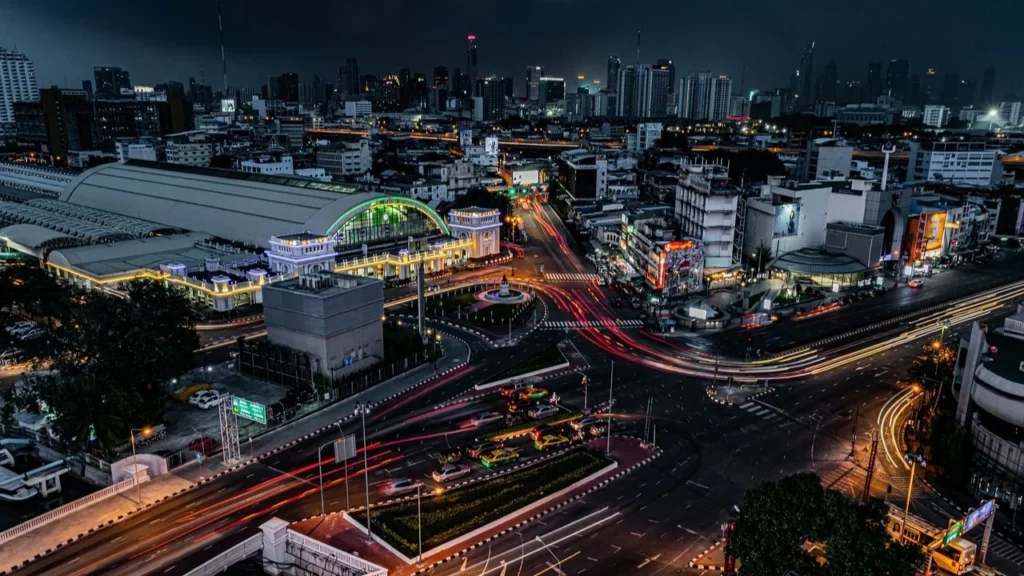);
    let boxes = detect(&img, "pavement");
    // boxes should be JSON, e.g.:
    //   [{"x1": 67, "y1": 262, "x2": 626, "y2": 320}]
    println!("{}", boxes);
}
[{"x1": 0, "y1": 331, "x2": 472, "y2": 574}]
